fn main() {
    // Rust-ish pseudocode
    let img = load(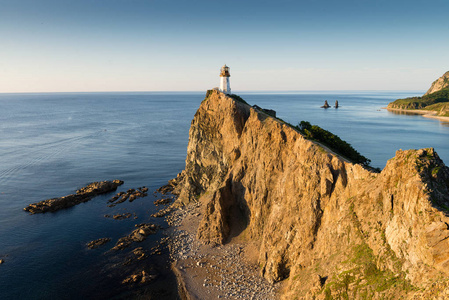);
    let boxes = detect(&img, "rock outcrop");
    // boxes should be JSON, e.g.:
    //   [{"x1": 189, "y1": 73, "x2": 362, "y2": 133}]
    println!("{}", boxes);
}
[
  {"x1": 172, "y1": 90, "x2": 449, "y2": 298},
  {"x1": 24, "y1": 180, "x2": 124, "y2": 214},
  {"x1": 321, "y1": 100, "x2": 330, "y2": 108},
  {"x1": 424, "y1": 71, "x2": 449, "y2": 96},
  {"x1": 112, "y1": 223, "x2": 158, "y2": 250},
  {"x1": 87, "y1": 238, "x2": 111, "y2": 249}
]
